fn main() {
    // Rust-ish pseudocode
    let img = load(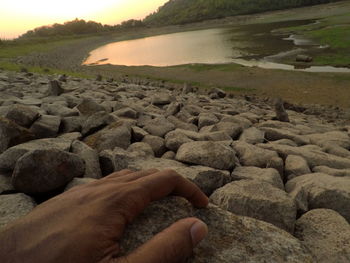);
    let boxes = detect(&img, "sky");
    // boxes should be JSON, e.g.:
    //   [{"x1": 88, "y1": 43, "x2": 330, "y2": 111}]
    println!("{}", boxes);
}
[{"x1": 0, "y1": 0, "x2": 168, "y2": 39}]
